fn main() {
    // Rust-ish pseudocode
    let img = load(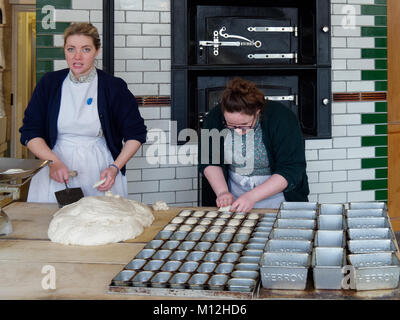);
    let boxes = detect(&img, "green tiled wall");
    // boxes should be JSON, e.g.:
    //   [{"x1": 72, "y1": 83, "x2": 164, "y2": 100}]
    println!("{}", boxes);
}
[
  {"x1": 360, "y1": 0, "x2": 387, "y2": 201},
  {"x1": 36, "y1": 0, "x2": 72, "y2": 82}
]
